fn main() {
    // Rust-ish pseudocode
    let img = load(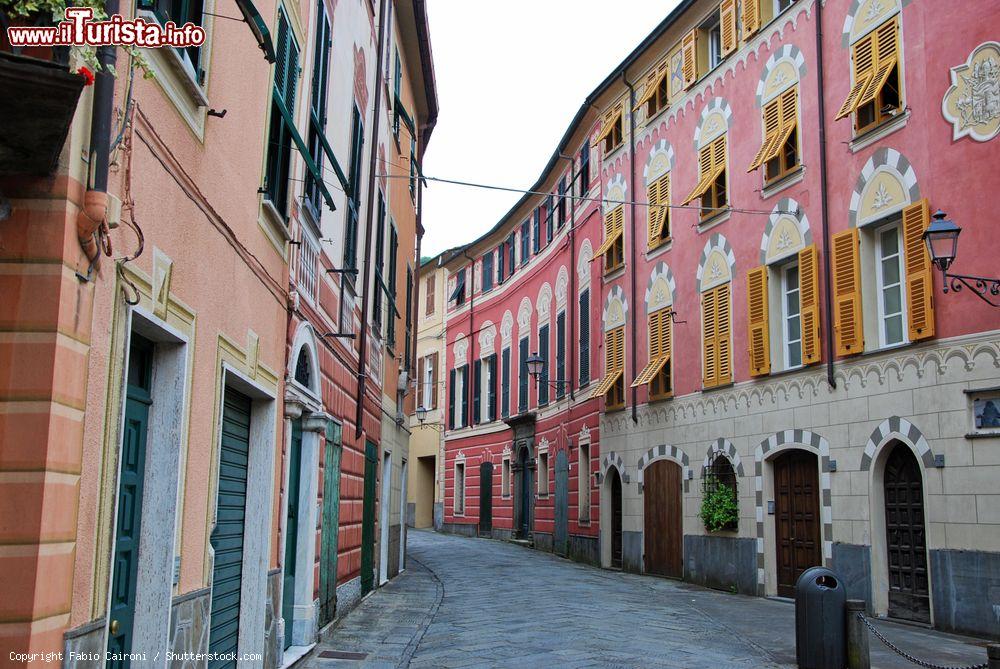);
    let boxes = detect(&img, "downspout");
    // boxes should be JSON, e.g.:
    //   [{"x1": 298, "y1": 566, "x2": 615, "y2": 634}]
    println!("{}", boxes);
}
[
  {"x1": 623, "y1": 72, "x2": 639, "y2": 424},
  {"x1": 78, "y1": 0, "x2": 119, "y2": 263},
  {"x1": 411, "y1": 138, "x2": 425, "y2": 381},
  {"x1": 814, "y1": 0, "x2": 836, "y2": 389},
  {"x1": 356, "y1": 0, "x2": 389, "y2": 439},
  {"x1": 558, "y1": 151, "x2": 576, "y2": 400}
]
